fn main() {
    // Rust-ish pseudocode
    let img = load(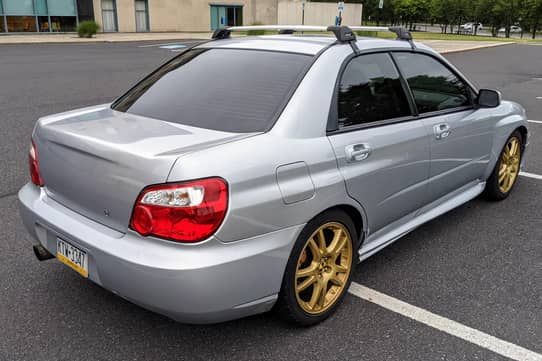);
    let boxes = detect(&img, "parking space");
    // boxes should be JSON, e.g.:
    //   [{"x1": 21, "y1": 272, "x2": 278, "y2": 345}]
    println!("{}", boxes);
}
[{"x1": 0, "y1": 42, "x2": 541, "y2": 361}]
